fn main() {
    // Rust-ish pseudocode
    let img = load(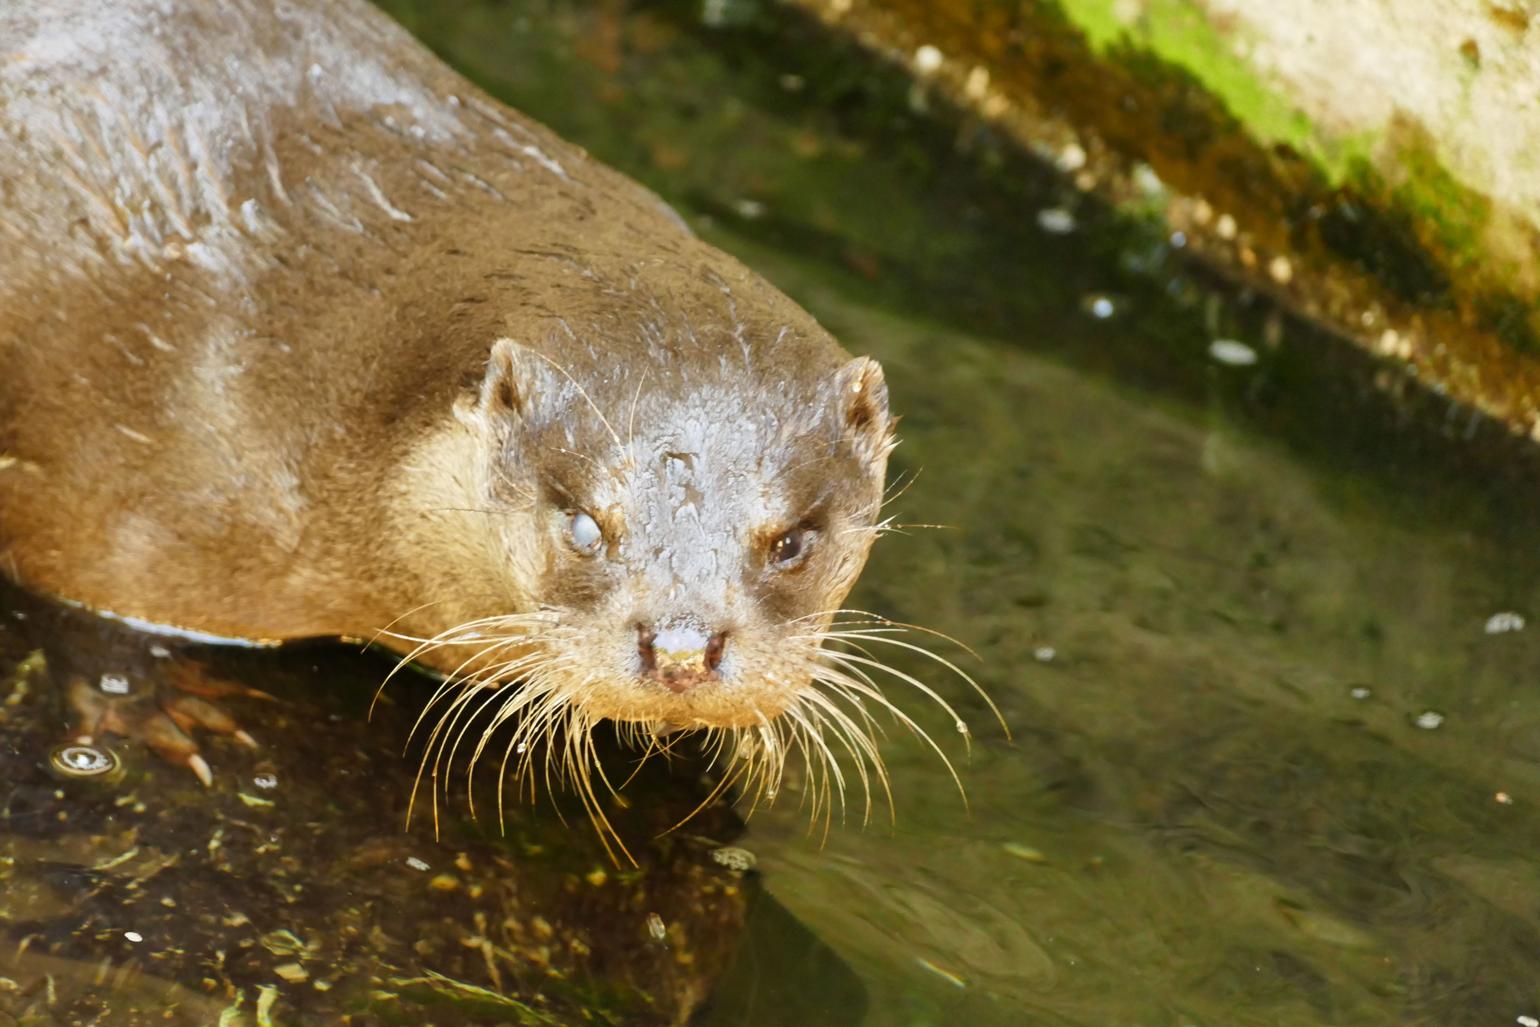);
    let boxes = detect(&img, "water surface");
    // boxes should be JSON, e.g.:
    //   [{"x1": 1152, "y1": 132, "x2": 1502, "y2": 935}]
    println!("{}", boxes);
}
[
  {"x1": 6, "y1": 1, "x2": 1540, "y2": 1024},
  {"x1": 383, "y1": 4, "x2": 1540, "y2": 1023}
]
